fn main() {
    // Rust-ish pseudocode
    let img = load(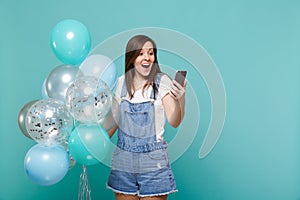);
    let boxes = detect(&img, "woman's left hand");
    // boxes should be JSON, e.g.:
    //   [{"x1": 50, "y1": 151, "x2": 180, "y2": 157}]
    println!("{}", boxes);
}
[{"x1": 169, "y1": 80, "x2": 186, "y2": 100}]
